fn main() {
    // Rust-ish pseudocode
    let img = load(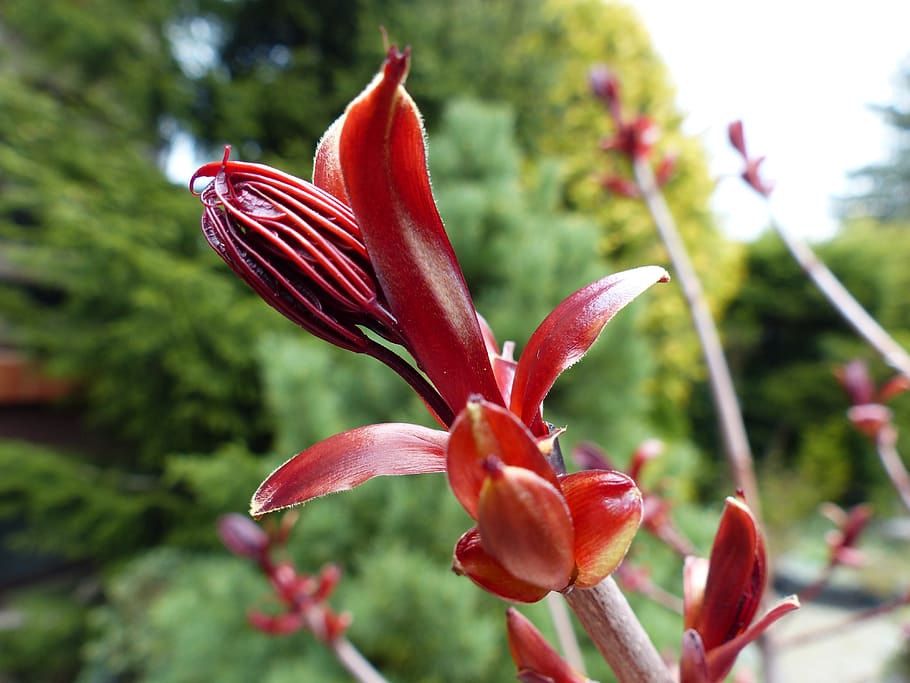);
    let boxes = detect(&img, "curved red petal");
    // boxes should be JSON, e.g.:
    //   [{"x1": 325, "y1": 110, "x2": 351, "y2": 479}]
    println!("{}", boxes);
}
[
  {"x1": 337, "y1": 48, "x2": 502, "y2": 414},
  {"x1": 560, "y1": 470, "x2": 643, "y2": 588},
  {"x1": 511, "y1": 266, "x2": 669, "y2": 434},
  {"x1": 251, "y1": 424, "x2": 448, "y2": 516},
  {"x1": 478, "y1": 463, "x2": 575, "y2": 591},
  {"x1": 697, "y1": 496, "x2": 764, "y2": 650},
  {"x1": 452, "y1": 528, "x2": 550, "y2": 603},
  {"x1": 682, "y1": 556, "x2": 710, "y2": 631},
  {"x1": 447, "y1": 398, "x2": 559, "y2": 520}
]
